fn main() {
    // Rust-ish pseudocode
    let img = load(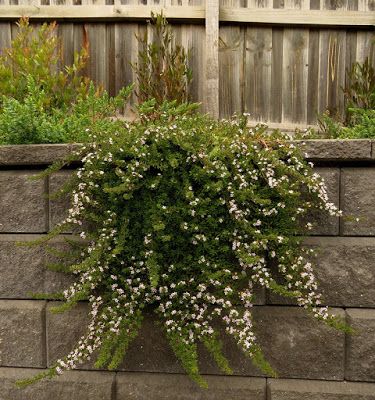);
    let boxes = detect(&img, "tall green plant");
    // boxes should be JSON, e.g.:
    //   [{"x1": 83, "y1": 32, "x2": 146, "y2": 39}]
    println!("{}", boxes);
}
[
  {"x1": 132, "y1": 13, "x2": 192, "y2": 105},
  {"x1": 343, "y1": 57, "x2": 375, "y2": 114},
  {"x1": 0, "y1": 17, "x2": 90, "y2": 110}
]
